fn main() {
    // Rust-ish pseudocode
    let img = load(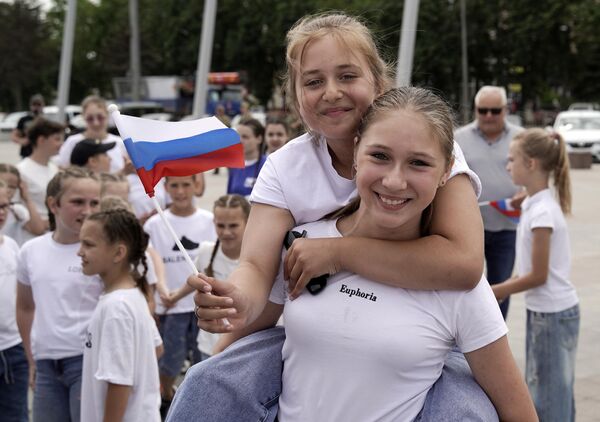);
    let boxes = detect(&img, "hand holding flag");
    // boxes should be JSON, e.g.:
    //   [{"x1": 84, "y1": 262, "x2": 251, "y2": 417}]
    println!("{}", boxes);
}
[{"x1": 109, "y1": 105, "x2": 244, "y2": 326}]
